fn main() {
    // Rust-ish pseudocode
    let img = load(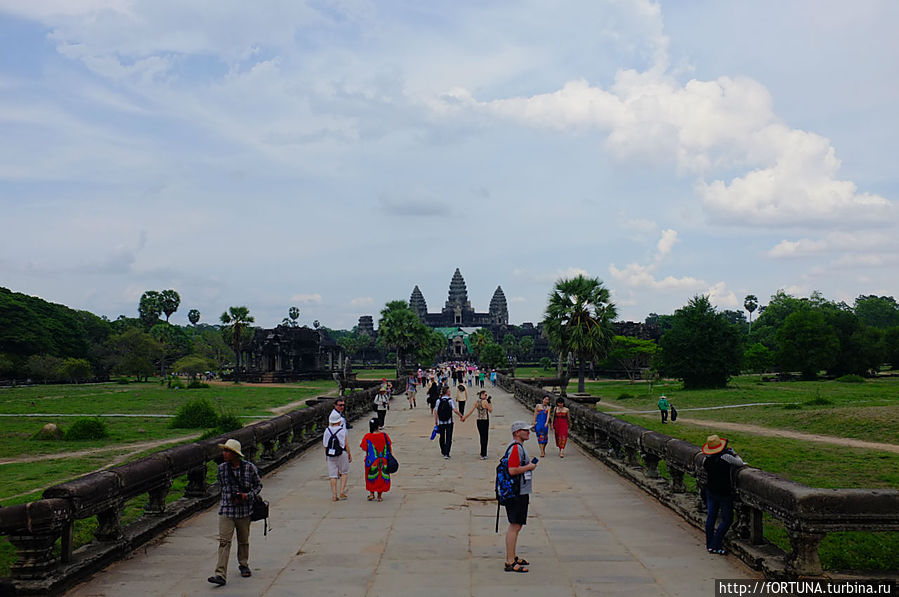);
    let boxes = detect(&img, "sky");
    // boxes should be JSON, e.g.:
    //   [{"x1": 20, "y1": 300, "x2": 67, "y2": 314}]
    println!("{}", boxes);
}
[{"x1": 1, "y1": 0, "x2": 897, "y2": 330}]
